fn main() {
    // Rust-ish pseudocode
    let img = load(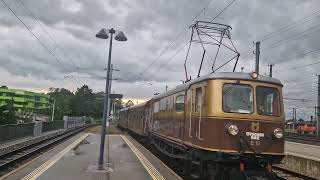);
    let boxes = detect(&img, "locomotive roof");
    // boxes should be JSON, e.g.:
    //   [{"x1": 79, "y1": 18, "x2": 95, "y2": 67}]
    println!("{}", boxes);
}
[{"x1": 152, "y1": 72, "x2": 282, "y2": 100}]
